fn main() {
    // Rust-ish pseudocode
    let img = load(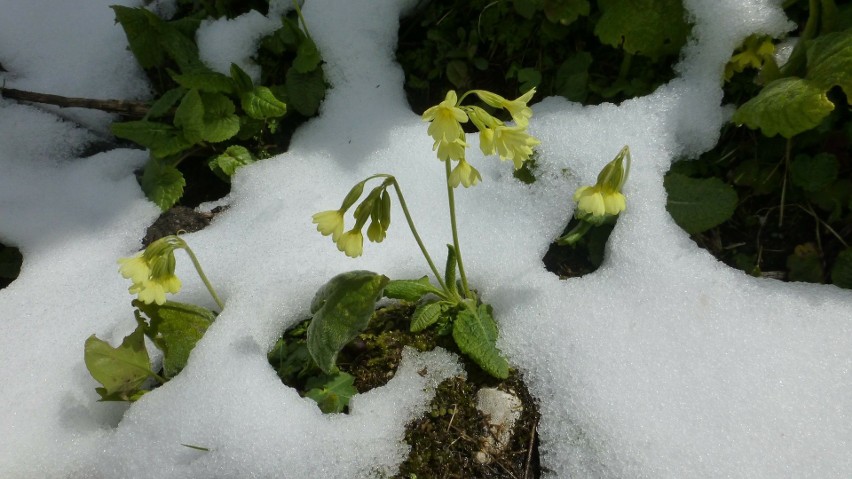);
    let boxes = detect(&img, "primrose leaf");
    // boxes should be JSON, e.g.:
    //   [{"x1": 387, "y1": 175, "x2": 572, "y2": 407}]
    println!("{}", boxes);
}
[
  {"x1": 444, "y1": 245, "x2": 458, "y2": 297},
  {"x1": 156, "y1": 20, "x2": 202, "y2": 71},
  {"x1": 790, "y1": 153, "x2": 838, "y2": 192},
  {"x1": 410, "y1": 300, "x2": 447, "y2": 333},
  {"x1": 174, "y1": 88, "x2": 205, "y2": 144},
  {"x1": 175, "y1": 89, "x2": 240, "y2": 143},
  {"x1": 786, "y1": 243, "x2": 824, "y2": 284},
  {"x1": 240, "y1": 86, "x2": 287, "y2": 120},
  {"x1": 554, "y1": 52, "x2": 592, "y2": 102},
  {"x1": 208, "y1": 145, "x2": 256, "y2": 181},
  {"x1": 134, "y1": 300, "x2": 216, "y2": 378},
  {"x1": 141, "y1": 158, "x2": 185, "y2": 211},
  {"x1": 446, "y1": 60, "x2": 470, "y2": 89},
  {"x1": 170, "y1": 68, "x2": 235, "y2": 94},
  {"x1": 293, "y1": 36, "x2": 322, "y2": 73},
  {"x1": 111, "y1": 6, "x2": 166, "y2": 68},
  {"x1": 111, "y1": 120, "x2": 192, "y2": 158},
  {"x1": 230, "y1": 63, "x2": 254, "y2": 93},
  {"x1": 452, "y1": 304, "x2": 509, "y2": 379},
  {"x1": 84, "y1": 321, "x2": 155, "y2": 402},
  {"x1": 307, "y1": 271, "x2": 389, "y2": 373},
  {"x1": 732, "y1": 77, "x2": 835, "y2": 138},
  {"x1": 805, "y1": 29, "x2": 852, "y2": 99},
  {"x1": 145, "y1": 87, "x2": 187, "y2": 120},
  {"x1": 664, "y1": 173, "x2": 737, "y2": 234},
  {"x1": 831, "y1": 248, "x2": 852, "y2": 289},
  {"x1": 304, "y1": 372, "x2": 357, "y2": 414},
  {"x1": 284, "y1": 67, "x2": 326, "y2": 116},
  {"x1": 383, "y1": 276, "x2": 442, "y2": 301},
  {"x1": 595, "y1": 0, "x2": 690, "y2": 59},
  {"x1": 543, "y1": 0, "x2": 590, "y2": 25}
]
